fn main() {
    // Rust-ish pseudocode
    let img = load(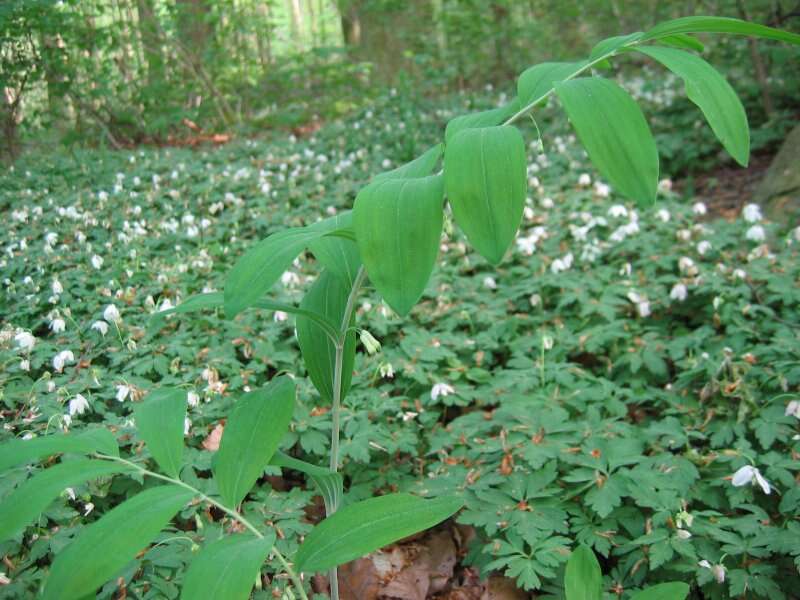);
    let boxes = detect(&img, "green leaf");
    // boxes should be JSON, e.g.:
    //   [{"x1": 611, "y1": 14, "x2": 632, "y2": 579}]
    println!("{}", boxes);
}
[
  {"x1": 148, "y1": 292, "x2": 339, "y2": 341},
  {"x1": 629, "y1": 582, "x2": 690, "y2": 600},
  {"x1": 213, "y1": 377, "x2": 295, "y2": 508},
  {"x1": 180, "y1": 533, "x2": 275, "y2": 600},
  {"x1": 43, "y1": 484, "x2": 193, "y2": 600},
  {"x1": 372, "y1": 144, "x2": 442, "y2": 183},
  {"x1": 296, "y1": 270, "x2": 356, "y2": 403},
  {"x1": 658, "y1": 34, "x2": 704, "y2": 52},
  {"x1": 270, "y1": 452, "x2": 343, "y2": 513},
  {"x1": 294, "y1": 493, "x2": 463, "y2": 573},
  {"x1": 224, "y1": 213, "x2": 353, "y2": 319},
  {"x1": 0, "y1": 459, "x2": 131, "y2": 542},
  {"x1": 642, "y1": 16, "x2": 800, "y2": 46},
  {"x1": 354, "y1": 174, "x2": 444, "y2": 316},
  {"x1": 517, "y1": 61, "x2": 588, "y2": 108},
  {"x1": 444, "y1": 126, "x2": 527, "y2": 265},
  {"x1": 555, "y1": 77, "x2": 659, "y2": 205},
  {"x1": 133, "y1": 388, "x2": 186, "y2": 478},
  {"x1": 565, "y1": 544, "x2": 602, "y2": 600},
  {"x1": 637, "y1": 45, "x2": 749, "y2": 166},
  {"x1": 0, "y1": 429, "x2": 118, "y2": 473},
  {"x1": 445, "y1": 103, "x2": 518, "y2": 143},
  {"x1": 589, "y1": 32, "x2": 643, "y2": 59},
  {"x1": 308, "y1": 212, "x2": 362, "y2": 287}
]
